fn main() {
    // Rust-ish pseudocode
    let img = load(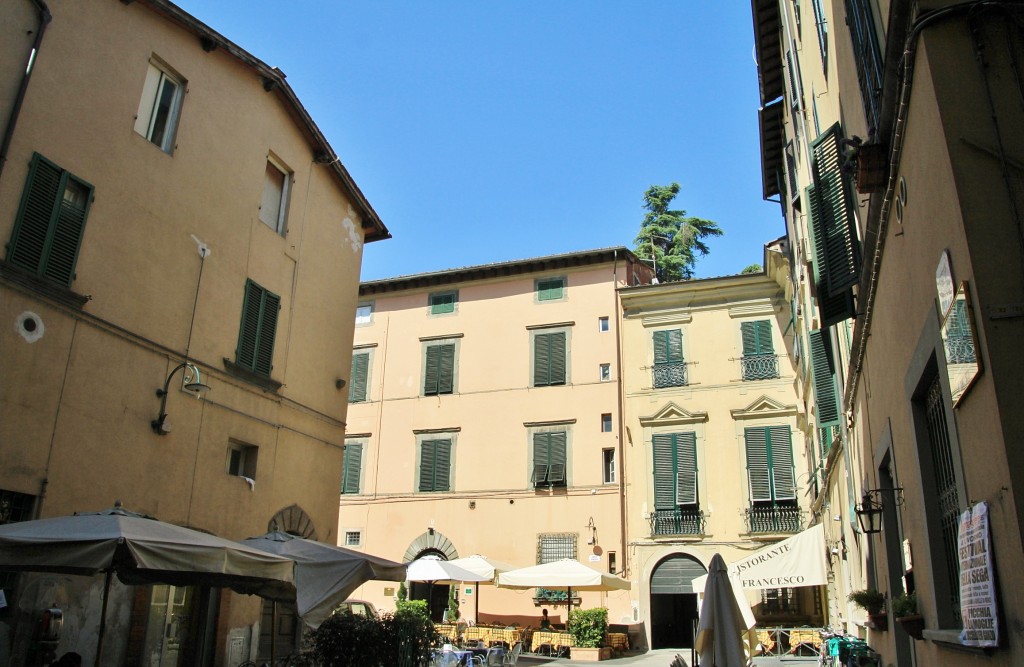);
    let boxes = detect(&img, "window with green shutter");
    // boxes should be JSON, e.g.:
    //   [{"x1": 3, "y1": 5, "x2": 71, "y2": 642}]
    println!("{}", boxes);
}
[
  {"x1": 423, "y1": 343, "x2": 455, "y2": 395},
  {"x1": 808, "y1": 328, "x2": 841, "y2": 428},
  {"x1": 651, "y1": 433, "x2": 698, "y2": 508},
  {"x1": 349, "y1": 351, "x2": 370, "y2": 403},
  {"x1": 429, "y1": 291, "x2": 457, "y2": 315},
  {"x1": 652, "y1": 329, "x2": 686, "y2": 388},
  {"x1": 341, "y1": 442, "x2": 362, "y2": 494},
  {"x1": 235, "y1": 280, "x2": 280, "y2": 376},
  {"x1": 532, "y1": 431, "x2": 567, "y2": 487},
  {"x1": 418, "y1": 438, "x2": 452, "y2": 492},
  {"x1": 741, "y1": 320, "x2": 779, "y2": 380},
  {"x1": 533, "y1": 331, "x2": 567, "y2": 386},
  {"x1": 744, "y1": 426, "x2": 797, "y2": 505},
  {"x1": 536, "y1": 277, "x2": 565, "y2": 301},
  {"x1": 6, "y1": 153, "x2": 93, "y2": 288}
]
